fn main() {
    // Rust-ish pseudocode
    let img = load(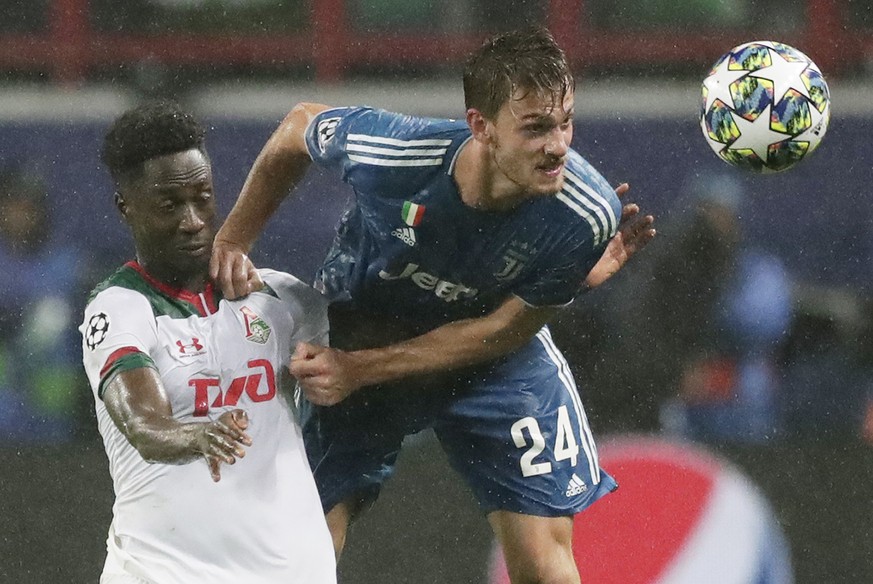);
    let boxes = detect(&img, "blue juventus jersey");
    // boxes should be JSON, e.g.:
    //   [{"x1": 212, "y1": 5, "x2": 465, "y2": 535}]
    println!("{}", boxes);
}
[{"x1": 304, "y1": 106, "x2": 621, "y2": 332}]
